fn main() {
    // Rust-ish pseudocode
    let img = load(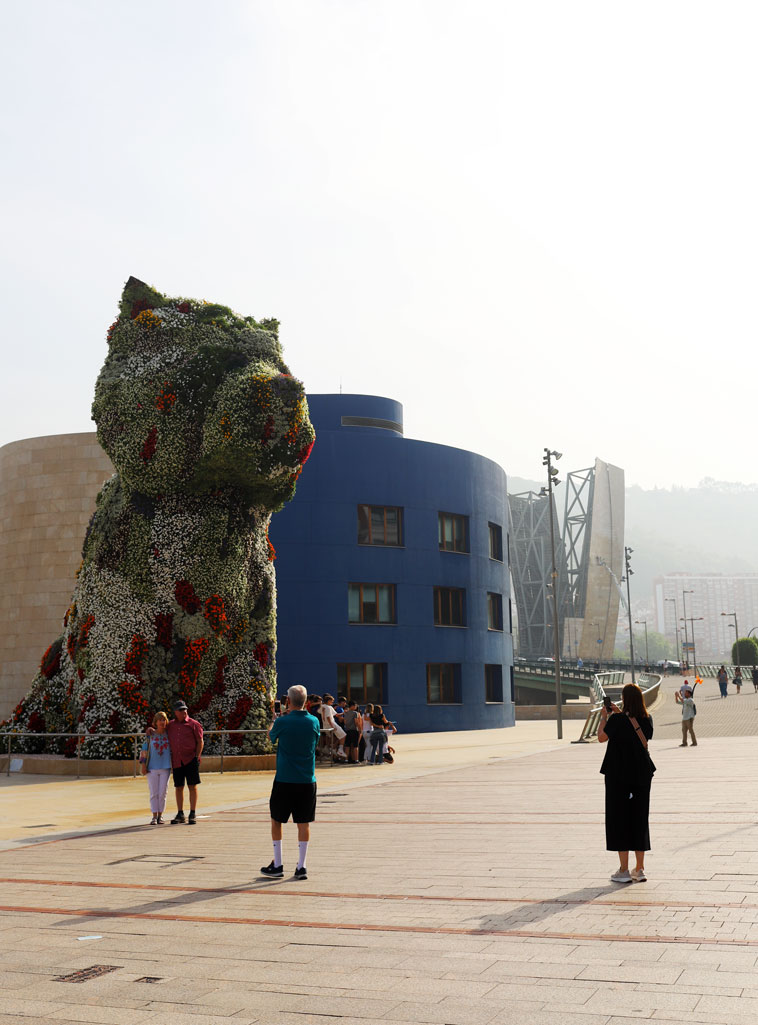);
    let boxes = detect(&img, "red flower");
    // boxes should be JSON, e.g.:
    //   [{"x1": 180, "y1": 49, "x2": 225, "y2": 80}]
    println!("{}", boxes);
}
[
  {"x1": 130, "y1": 299, "x2": 149, "y2": 319},
  {"x1": 228, "y1": 695, "x2": 253, "y2": 746},
  {"x1": 253, "y1": 643, "x2": 269, "y2": 668},
  {"x1": 178, "y1": 638, "x2": 210, "y2": 695},
  {"x1": 140, "y1": 426, "x2": 158, "y2": 463},
  {"x1": 79, "y1": 615, "x2": 95, "y2": 649},
  {"x1": 40, "y1": 641, "x2": 62, "y2": 680},
  {"x1": 124, "y1": 634, "x2": 149, "y2": 680},
  {"x1": 204, "y1": 594, "x2": 228, "y2": 636},
  {"x1": 155, "y1": 382, "x2": 176, "y2": 413},
  {"x1": 177, "y1": 302, "x2": 191, "y2": 313},
  {"x1": 261, "y1": 416, "x2": 275, "y2": 445},
  {"x1": 298, "y1": 440, "x2": 314, "y2": 465},
  {"x1": 155, "y1": 613, "x2": 173, "y2": 649},
  {"x1": 175, "y1": 580, "x2": 201, "y2": 614}
]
